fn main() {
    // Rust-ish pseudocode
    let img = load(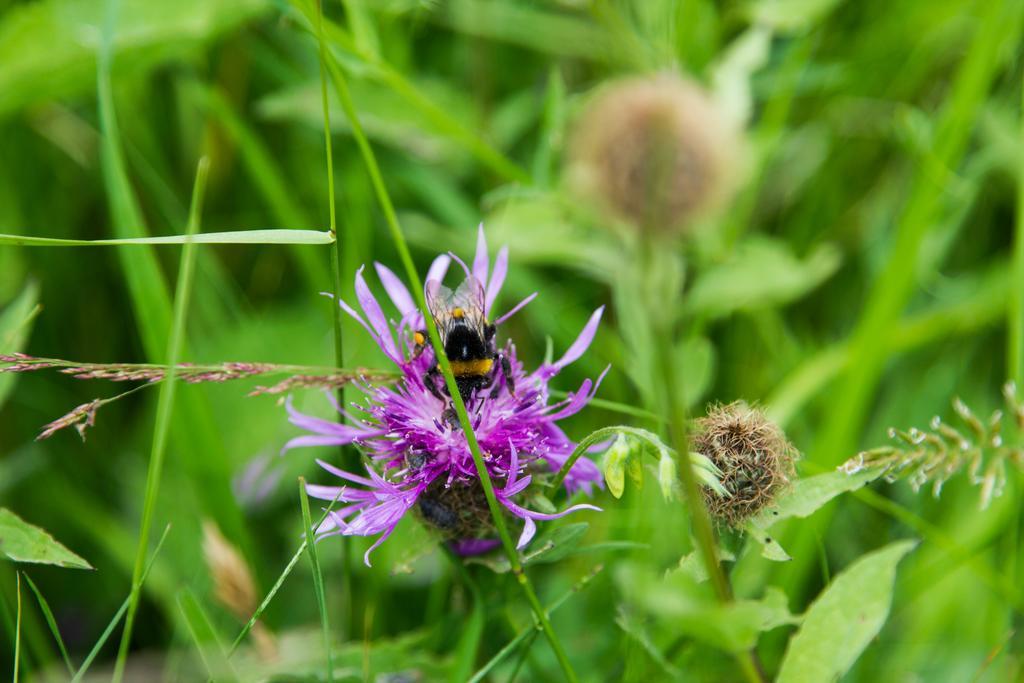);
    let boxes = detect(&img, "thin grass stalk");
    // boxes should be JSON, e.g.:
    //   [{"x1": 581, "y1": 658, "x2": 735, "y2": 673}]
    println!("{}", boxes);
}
[
  {"x1": 299, "y1": 478, "x2": 334, "y2": 682},
  {"x1": 315, "y1": 38, "x2": 578, "y2": 681},
  {"x1": 314, "y1": 0, "x2": 356, "y2": 642},
  {"x1": 112, "y1": 159, "x2": 208, "y2": 683}
]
